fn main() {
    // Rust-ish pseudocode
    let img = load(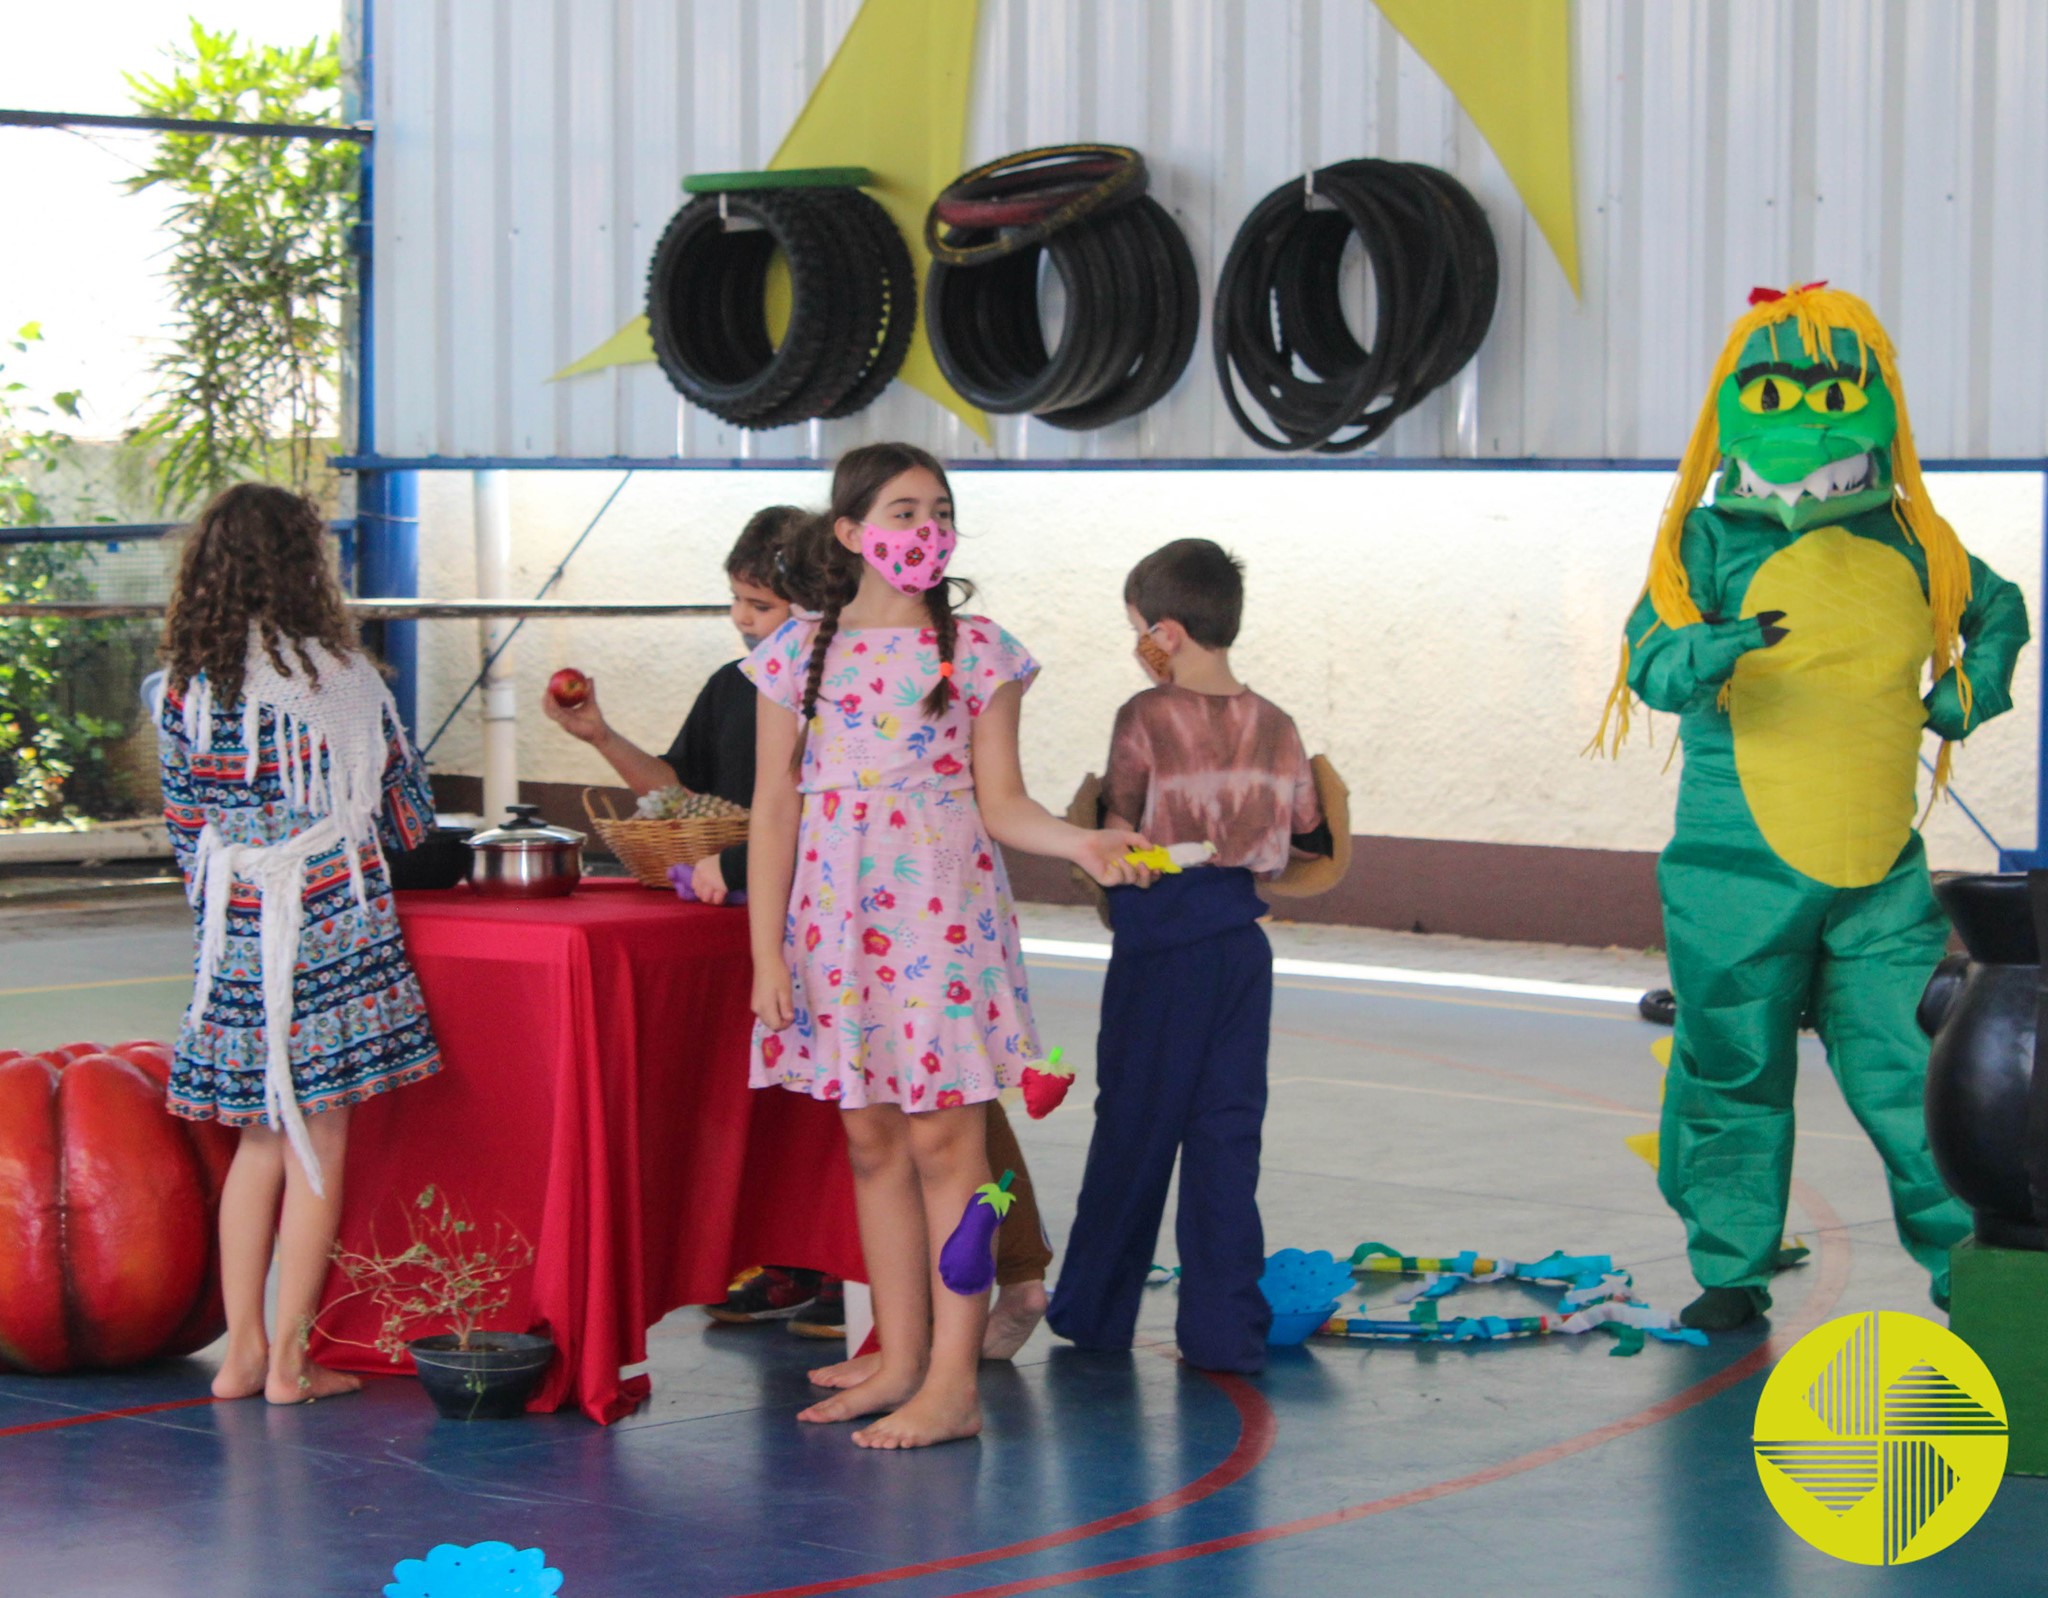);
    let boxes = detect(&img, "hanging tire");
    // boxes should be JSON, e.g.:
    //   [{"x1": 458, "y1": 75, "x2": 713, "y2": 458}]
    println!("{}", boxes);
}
[
  {"x1": 645, "y1": 186, "x2": 915, "y2": 428},
  {"x1": 1213, "y1": 159, "x2": 1498, "y2": 453},
  {"x1": 925, "y1": 191, "x2": 1198, "y2": 430}
]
